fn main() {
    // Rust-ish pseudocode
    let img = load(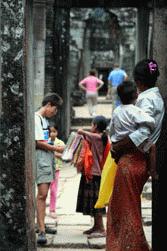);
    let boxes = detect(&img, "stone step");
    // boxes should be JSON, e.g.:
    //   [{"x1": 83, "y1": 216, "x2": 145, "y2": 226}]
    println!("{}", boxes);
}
[
  {"x1": 142, "y1": 192, "x2": 152, "y2": 200},
  {"x1": 142, "y1": 178, "x2": 152, "y2": 200},
  {"x1": 70, "y1": 125, "x2": 91, "y2": 132},
  {"x1": 71, "y1": 117, "x2": 93, "y2": 126},
  {"x1": 71, "y1": 117, "x2": 111, "y2": 127},
  {"x1": 37, "y1": 225, "x2": 105, "y2": 249},
  {"x1": 97, "y1": 97, "x2": 112, "y2": 104}
]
